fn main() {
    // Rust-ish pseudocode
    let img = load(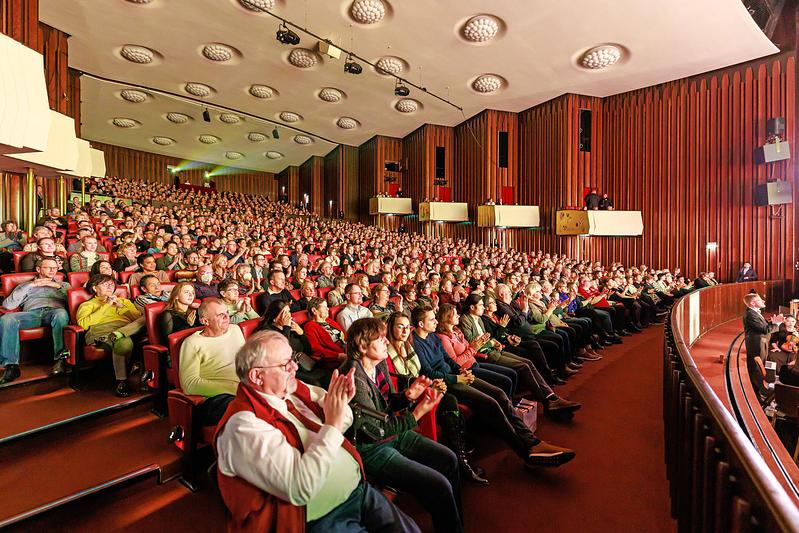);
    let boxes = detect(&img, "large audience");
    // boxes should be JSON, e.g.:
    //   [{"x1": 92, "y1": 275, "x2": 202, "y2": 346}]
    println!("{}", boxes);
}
[{"x1": 0, "y1": 176, "x2": 743, "y2": 532}]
